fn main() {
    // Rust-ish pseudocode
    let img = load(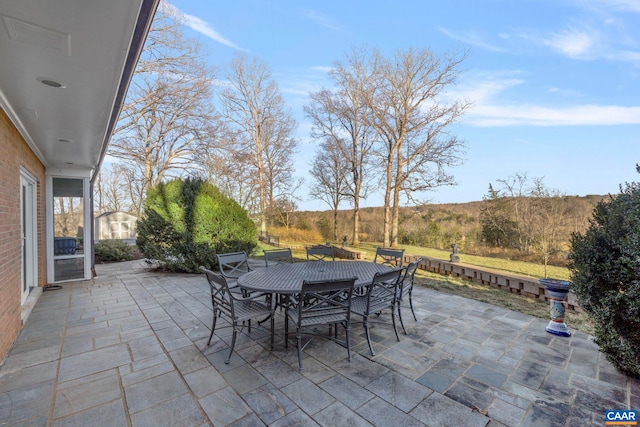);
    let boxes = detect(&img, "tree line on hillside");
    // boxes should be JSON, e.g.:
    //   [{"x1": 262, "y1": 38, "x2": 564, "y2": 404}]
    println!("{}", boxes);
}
[
  {"x1": 95, "y1": 4, "x2": 469, "y2": 248},
  {"x1": 294, "y1": 179, "x2": 605, "y2": 272}
]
